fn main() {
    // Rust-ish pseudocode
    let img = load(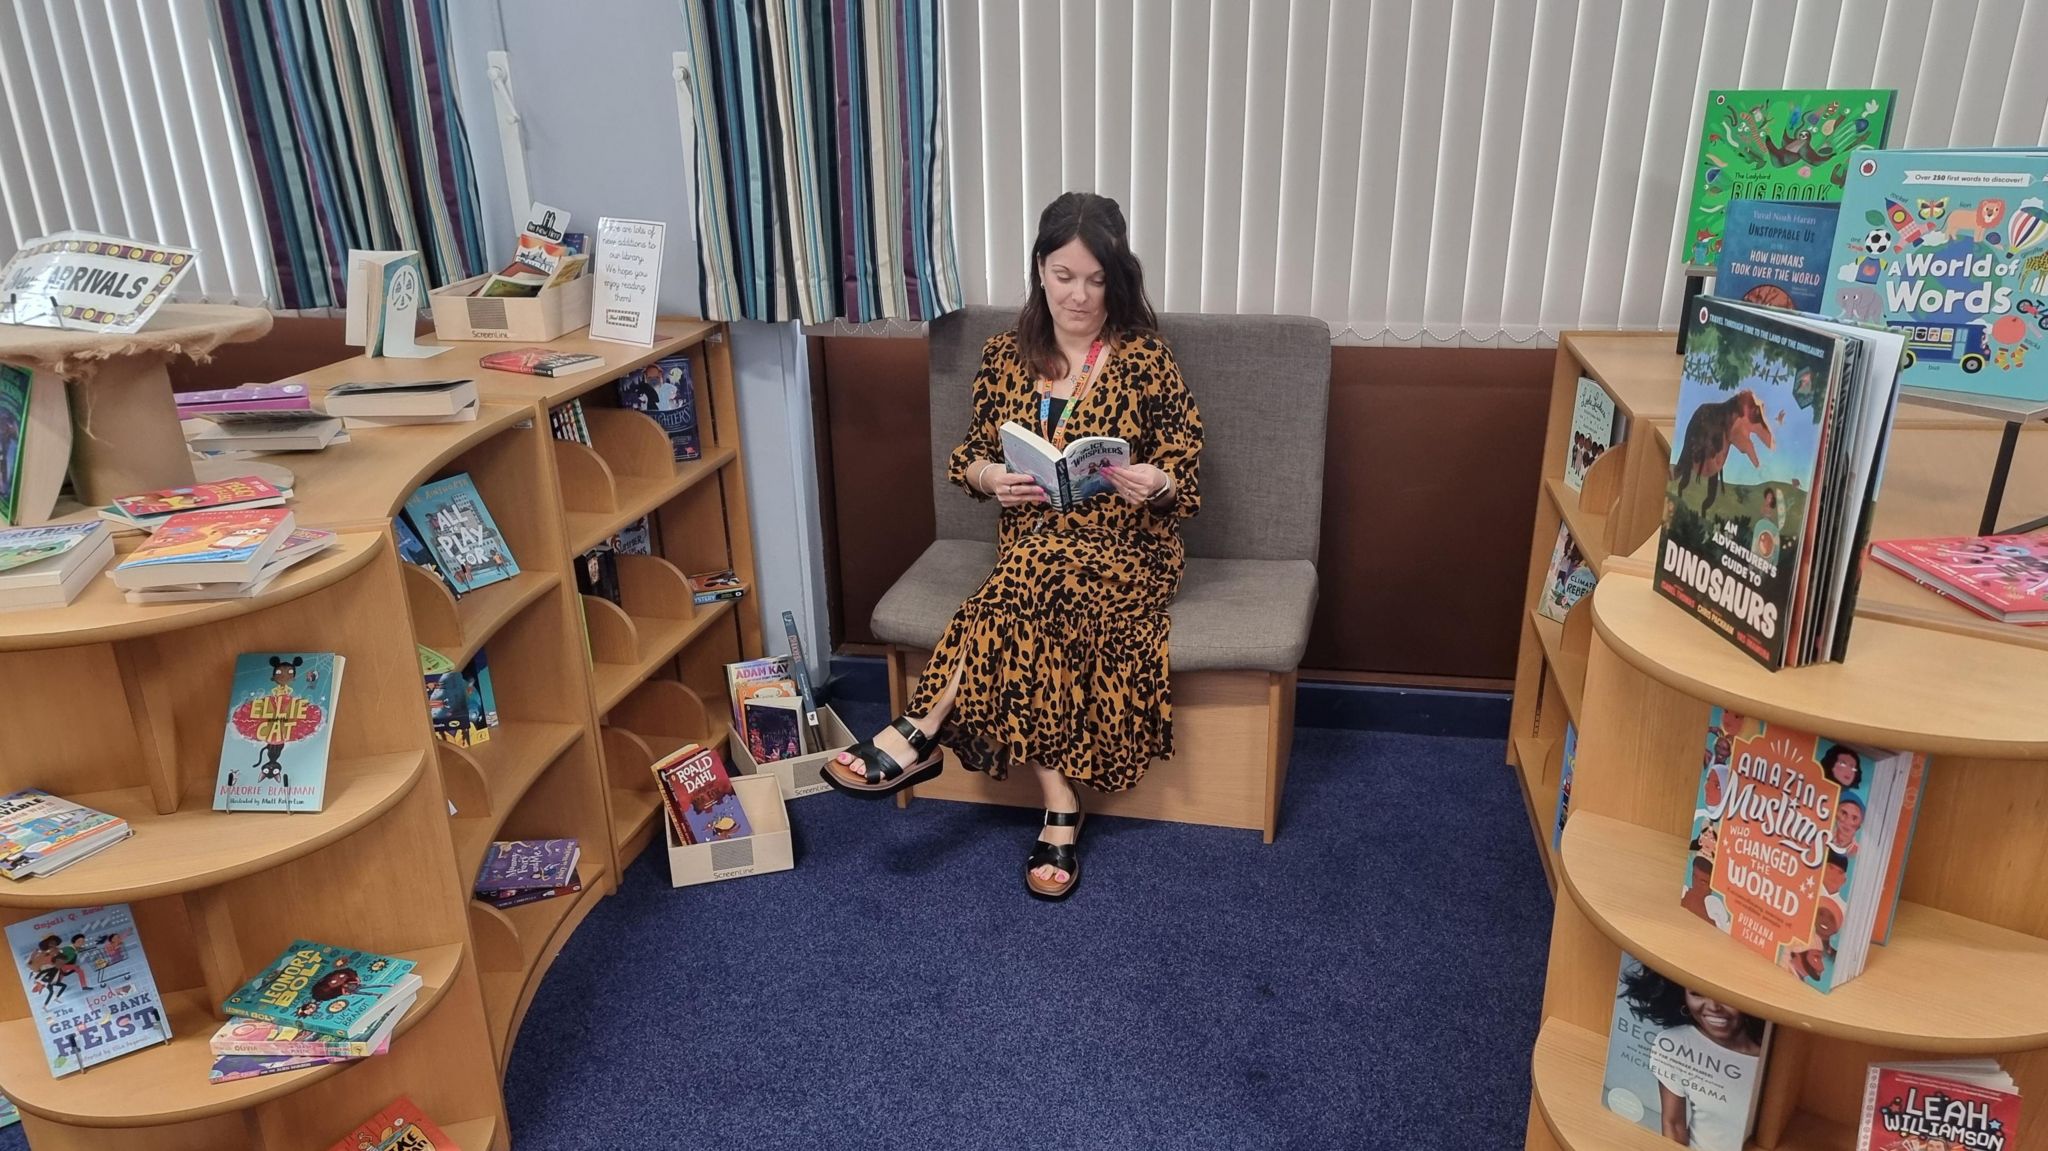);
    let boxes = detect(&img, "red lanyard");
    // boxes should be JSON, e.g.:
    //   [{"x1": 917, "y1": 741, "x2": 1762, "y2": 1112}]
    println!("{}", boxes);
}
[{"x1": 1037, "y1": 338, "x2": 1105, "y2": 448}]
